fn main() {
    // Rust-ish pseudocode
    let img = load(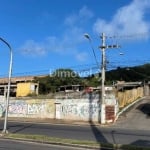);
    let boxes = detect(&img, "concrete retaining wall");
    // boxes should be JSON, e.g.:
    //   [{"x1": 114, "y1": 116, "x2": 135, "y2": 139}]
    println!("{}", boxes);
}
[
  {"x1": 0, "y1": 99, "x2": 55, "y2": 118},
  {"x1": 0, "y1": 86, "x2": 142, "y2": 123},
  {"x1": 56, "y1": 99, "x2": 100, "y2": 122}
]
